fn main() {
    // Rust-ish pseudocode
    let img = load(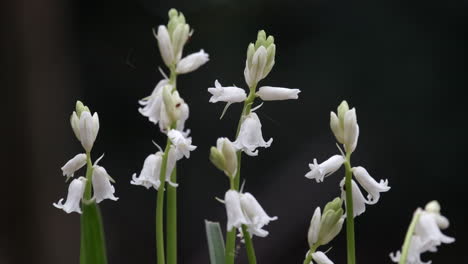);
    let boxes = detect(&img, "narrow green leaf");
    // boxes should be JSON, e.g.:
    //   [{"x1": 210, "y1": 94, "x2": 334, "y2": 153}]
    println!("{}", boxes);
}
[
  {"x1": 80, "y1": 202, "x2": 108, "y2": 264},
  {"x1": 205, "y1": 220, "x2": 225, "y2": 264}
]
